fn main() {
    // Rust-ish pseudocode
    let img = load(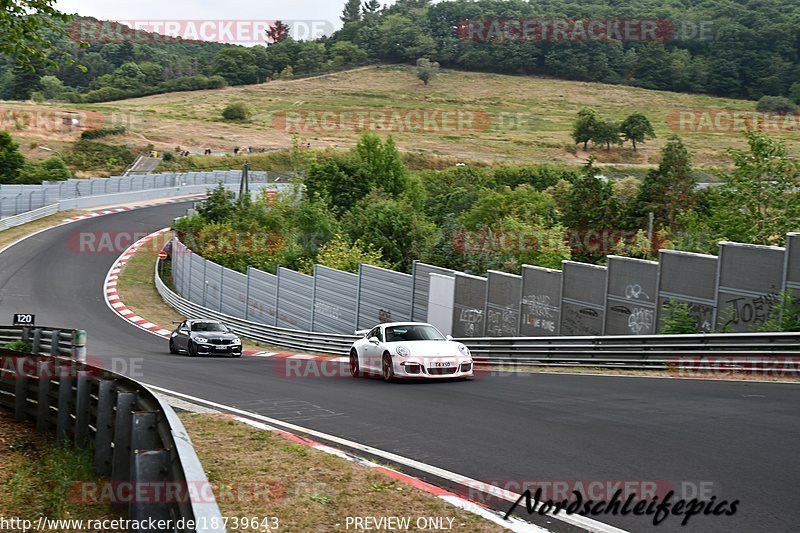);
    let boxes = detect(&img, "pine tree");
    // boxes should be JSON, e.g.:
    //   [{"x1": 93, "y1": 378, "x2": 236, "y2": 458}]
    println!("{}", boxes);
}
[{"x1": 341, "y1": 0, "x2": 362, "y2": 23}]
